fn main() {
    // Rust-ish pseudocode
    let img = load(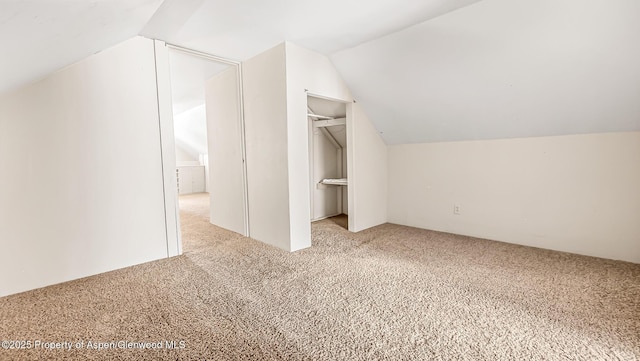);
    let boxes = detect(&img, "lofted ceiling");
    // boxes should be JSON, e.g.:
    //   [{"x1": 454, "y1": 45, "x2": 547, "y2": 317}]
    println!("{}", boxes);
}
[
  {"x1": 168, "y1": 48, "x2": 231, "y2": 115},
  {"x1": 331, "y1": 0, "x2": 640, "y2": 144},
  {"x1": 140, "y1": 0, "x2": 480, "y2": 61},
  {"x1": 169, "y1": 48, "x2": 231, "y2": 160},
  {"x1": 174, "y1": 104, "x2": 209, "y2": 160},
  {"x1": 0, "y1": 0, "x2": 479, "y2": 96},
  {"x1": 2, "y1": 0, "x2": 638, "y2": 144},
  {"x1": 0, "y1": 0, "x2": 163, "y2": 94}
]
